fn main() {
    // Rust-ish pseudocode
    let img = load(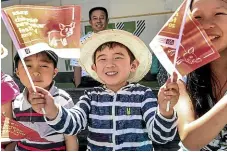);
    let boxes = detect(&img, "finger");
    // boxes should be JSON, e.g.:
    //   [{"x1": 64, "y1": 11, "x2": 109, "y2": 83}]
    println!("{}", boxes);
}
[
  {"x1": 30, "y1": 92, "x2": 45, "y2": 98},
  {"x1": 28, "y1": 87, "x2": 35, "y2": 94},
  {"x1": 158, "y1": 87, "x2": 165, "y2": 95},
  {"x1": 171, "y1": 72, "x2": 178, "y2": 82},
  {"x1": 37, "y1": 104, "x2": 45, "y2": 110},
  {"x1": 163, "y1": 78, "x2": 172, "y2": 90},
  {"x1": 165, "y1": 82, "x2": 179, "y2": 91},
  {"x1": 164, "y1": 90, "x2": 179, "y2": 96},
  {"x1": 35, "y1": 86, "x2": 50, "y2": 96},
  {"x1": 165, "y1": 77, "x2": 171, "y2": 86},
  {"x1": 30, "y1": 98, "x2": 46, "y2": 105},
  {"x1": 164, "y1": 95, "x2": 172, "y2": 101},
  {"x1": 33, "y1": 104, "x2": 45, "y2": 114}
]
